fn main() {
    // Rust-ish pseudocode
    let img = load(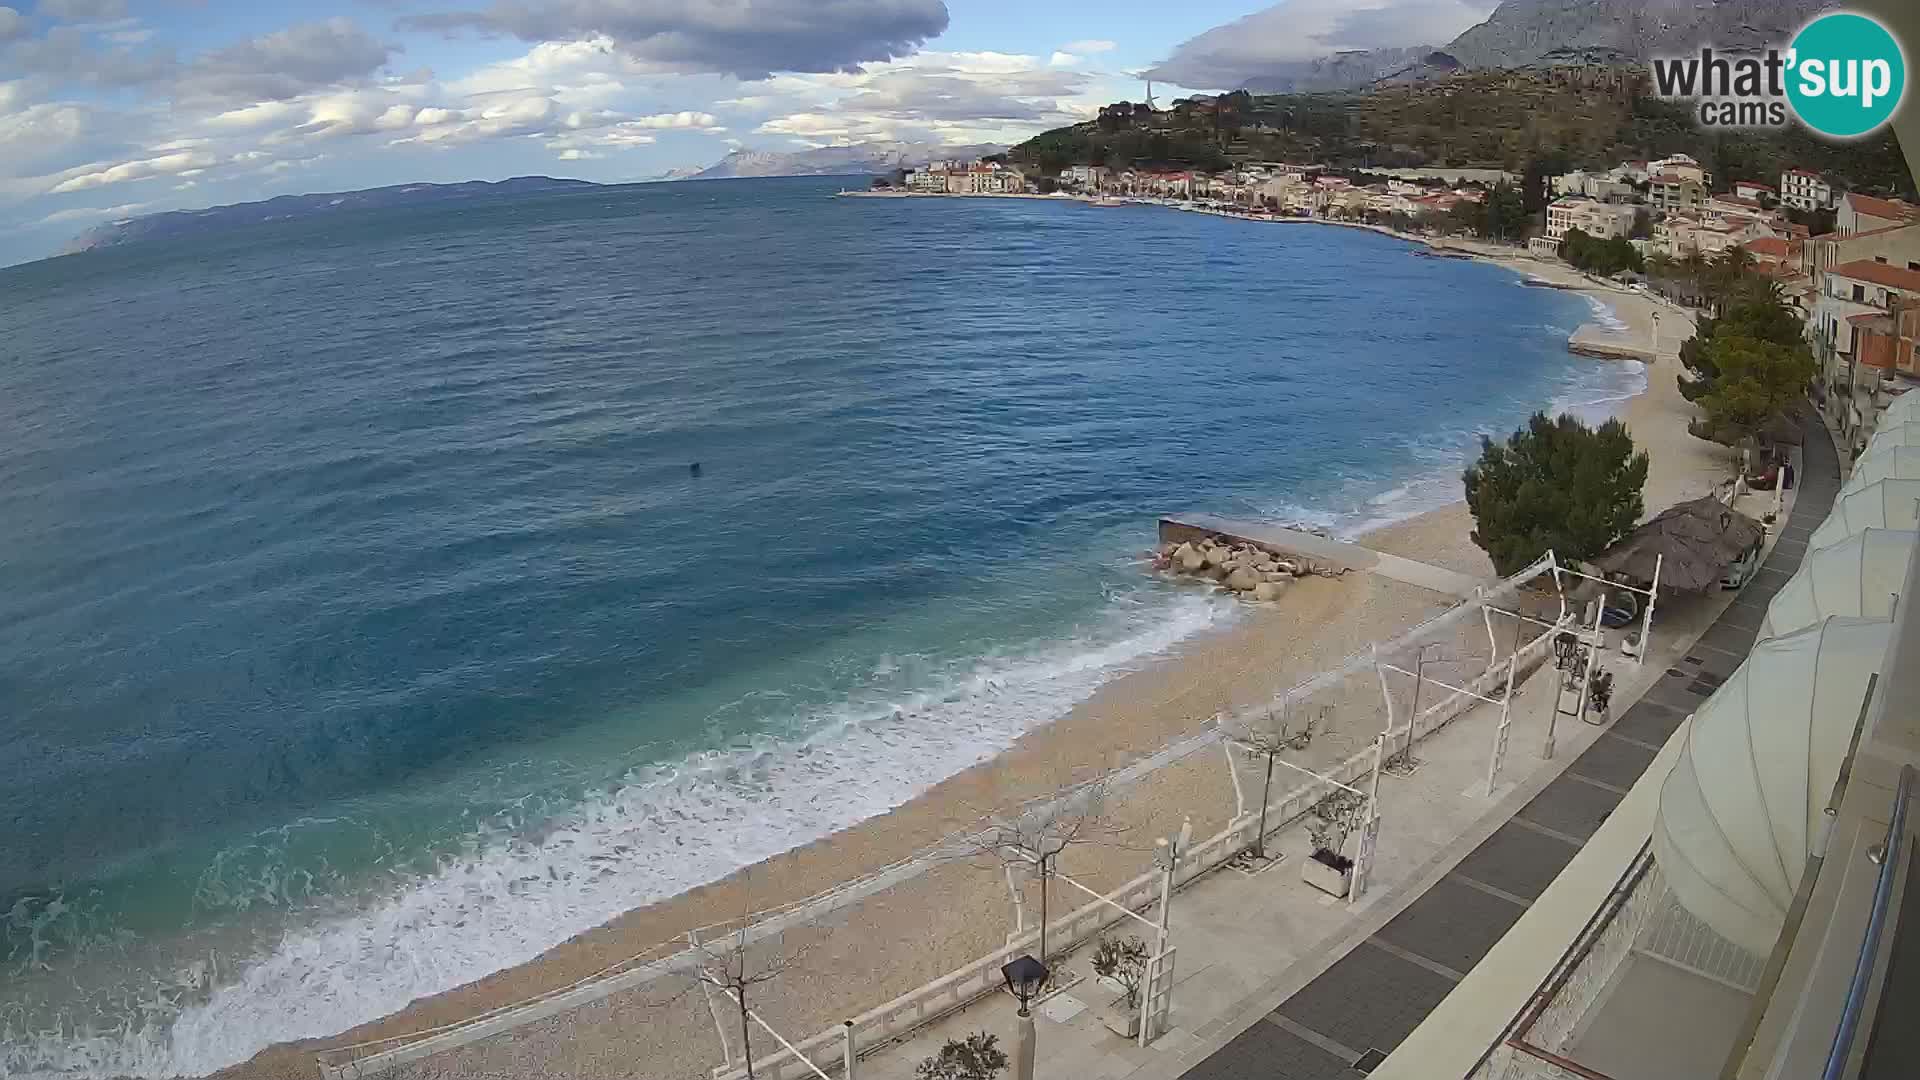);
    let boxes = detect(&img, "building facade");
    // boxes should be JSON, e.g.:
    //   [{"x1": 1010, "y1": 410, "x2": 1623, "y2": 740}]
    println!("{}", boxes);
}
[{"x1": 1780, "y1": 168, "x2": 1833, "y2": 210}]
